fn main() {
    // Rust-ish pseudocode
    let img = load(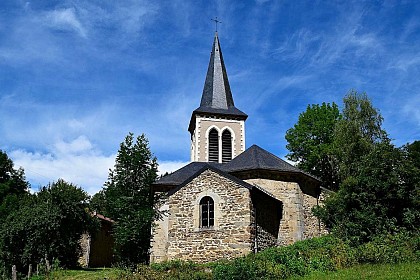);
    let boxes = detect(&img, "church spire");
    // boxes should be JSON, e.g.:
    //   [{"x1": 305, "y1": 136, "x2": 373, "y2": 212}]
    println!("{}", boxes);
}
[
  {"x1": 200, "y1": 32, "x2": 235, "y2": 110},
  {"x1": 189, "y1": 33, "x2": 247, "y2": 133}
]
